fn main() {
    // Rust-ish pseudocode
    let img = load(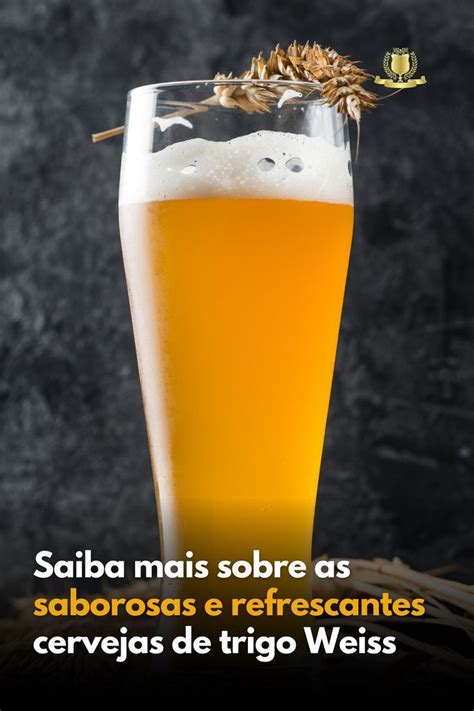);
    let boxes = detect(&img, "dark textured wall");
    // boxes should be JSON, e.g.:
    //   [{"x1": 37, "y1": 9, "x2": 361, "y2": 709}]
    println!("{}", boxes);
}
[{"x1": 0, "y1": 0, "x2": 472, "y2": 593}]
